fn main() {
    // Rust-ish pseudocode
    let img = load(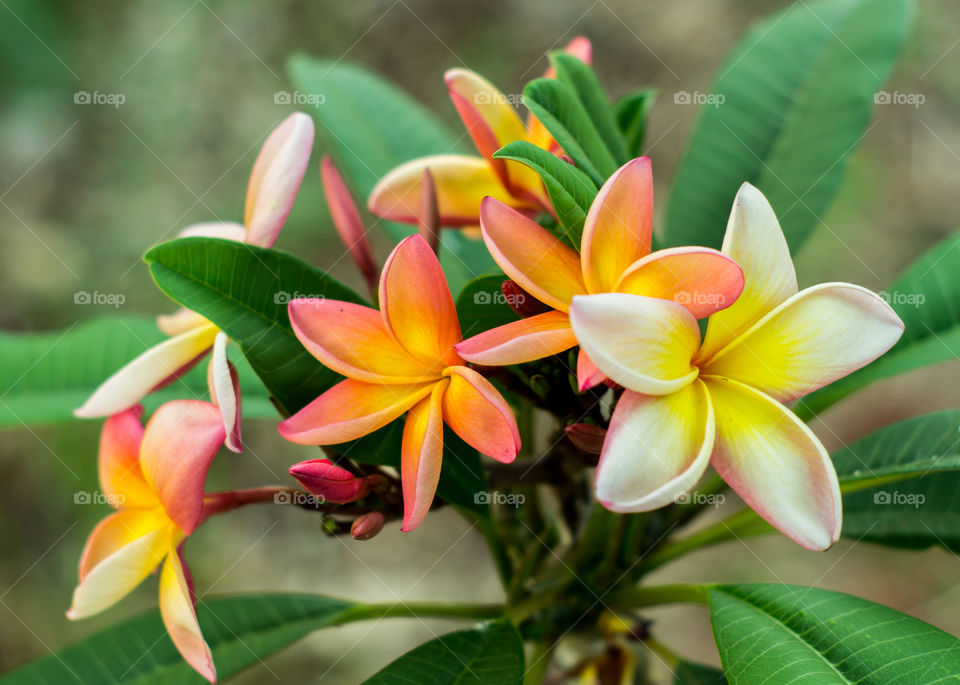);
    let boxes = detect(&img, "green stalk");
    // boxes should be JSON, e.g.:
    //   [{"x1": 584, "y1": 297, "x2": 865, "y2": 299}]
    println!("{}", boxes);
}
[
  {"x1": 523, "y1": 639, "x2": 557, "y2": 684},
  {"x1": 345, "y1": 601, "x2": 505, "y2": 622},
  {"x1": 612, "y1": 583, "x2": 709, "y2": 609}
]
